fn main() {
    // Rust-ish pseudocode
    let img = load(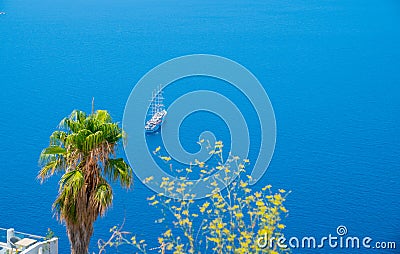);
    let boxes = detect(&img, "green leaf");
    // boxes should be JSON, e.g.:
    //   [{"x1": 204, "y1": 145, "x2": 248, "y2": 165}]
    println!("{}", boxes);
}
[
  {"x1": 41, "y1": 146, "x2": 66, "y2": 155},
  {"x1": 59, "y1": 169, "x2": 84, "y2": 196},
  {"x1": 94, "y1": 110, "x2": 112, "y2": 123},
  {"x1": 104, "y1": 158, "x2": 133, "y2": 188},
  {"x1": 94, "y1": 182, "x2": 113, "y2": 208}
]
